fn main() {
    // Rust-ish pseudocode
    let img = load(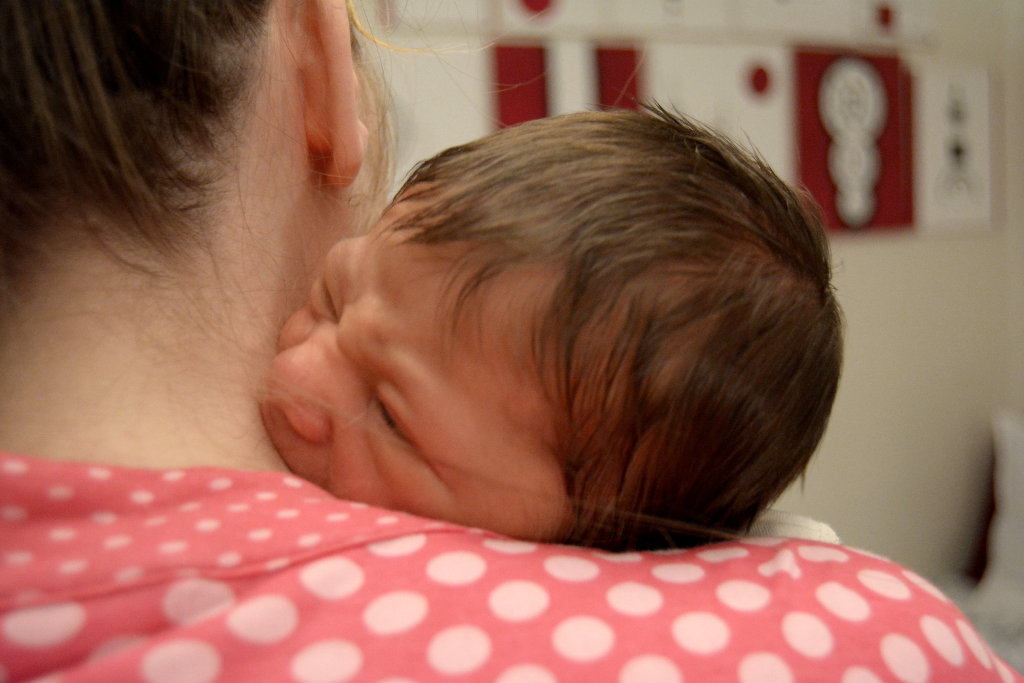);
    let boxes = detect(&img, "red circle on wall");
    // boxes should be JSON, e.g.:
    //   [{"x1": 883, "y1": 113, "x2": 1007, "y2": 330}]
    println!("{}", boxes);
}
[
  {"x1": 876, "y1": 4, "x2": 894, "y2": 29},
  {"x1": 521, "y1": 0, "x2": 553, "y2": 14},
  {"x1": 749, "y1": 65, "x2": 771, "y2": 97}
]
